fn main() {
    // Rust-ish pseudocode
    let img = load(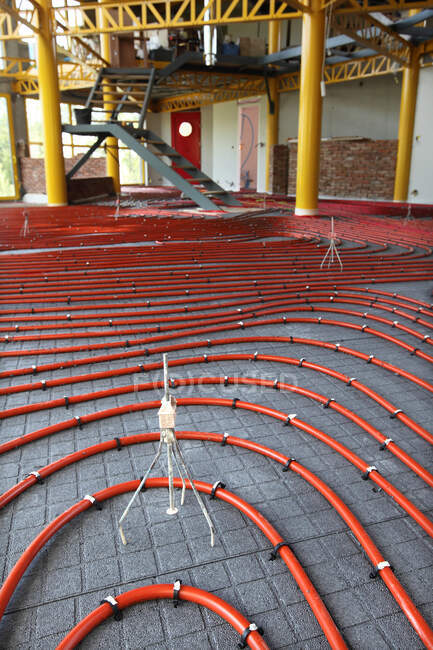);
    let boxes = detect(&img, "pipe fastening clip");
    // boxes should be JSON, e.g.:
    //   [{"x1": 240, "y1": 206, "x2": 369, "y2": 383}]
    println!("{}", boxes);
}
[
  {"x1": 238, "y1": 623, "x2": 263, "y2": 649},
  {"x1": 101, "y1": 595, "x2": 123, "y2": 621},
  {"x1": 370, "y1": 560, "x2": 392, "y2": 579},
  {"x1": 317, "y1": 317, "x2": 322, "y2": 324},
  {"x1": 390, "y1": 409, "x2": 403, "y2": 419},
  {"x1": 169, "y1": 378, "x2": 176, "y2": 389},
  {"x1": 361, "y1": 324, "x2": 367, "y2": 332},
  {"x1": 298, "y1": 358, "x2": 305, "y2": 367},
  {"x1": 210, "y1": 480, "x2": 226, "y2": 500},
  {"x1": 207, "y1": 339, "x2": 211, "y2": 348},
  {"x1": 203, "y1": 353, "x2": 209, "y2": 363},
  {"x1": 221, "y1": 432, "x2": 229, "y2": 446},
  {"x1": 284, "y1": 414, "x2": 296, "y2": 426},
  {"x1": 346, "y1": 377, "x2": 356, "y2": 386},
  {"x1": 84, "y1": 494, "x2": 103, "y2": 510},
  {"x1": 26, "y1": 470, "x2": 44, "y2": 484},
  {"x1": 323, "y1": 398, "x2": 335, "y2": 409},
  {"x1": 361, "y1": 466, "x2": 377, "y2": 480},
  {"x1": 232, "y1": 398, "x2": 238, "y2": 409},
  {"x1": 282, "y1": 458, "x2": 296, "y2": 472},
  {"x1": 238, "y1": 321, "x2": 245, "y2": 329},
  {"x1": 366, "y1": 354, "x2": 374, "y2": 364},
  {"x1": 173, "y1": 579, "x2": 181, "y2": 608},
  {"x1": 253, "y1": 351, "x2": 258, "y2": 361},
  {"x1": 223, "y1": 376, "x2": 229, "y2": 387},
  {"x1": 330, "y1": 296, "x2": 334, "y2": 301},
  {"x1": 363, "y1": 312, "x2": 368, "y2": 319},
  {"x1": 41, "y1": 380, "x2": 47, "y2": 391},
  {"x1": 75, "y1": 416, "x2": 83, "y2": 429},
  {"x1": 269, "y1": 541, "x2": 290, "y2": 561},
  {"x1": 422, "y1": 335, "x2": 430, "y2": 342},
  {"x1": 335, "y1": 343, "x2": 340, "y2": 352},
  {"x1": 392, "y1": 321, "x2": 398, "y2": 328},
  {"x1": 32, "y1": 365, "x2": 37, "y2": 375},
  {"x1": 282, "y1": 316, "x2": 287, "y2": 324},
  {"x1": 380, "y1": 438, "x2": 393, "y2": 450},
  {"x1": 273, "y1": 379, "x2": 279, "y2": 390},
  {"x1": 410, "y1": 347, "x2": 419, "y2": 356}
]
